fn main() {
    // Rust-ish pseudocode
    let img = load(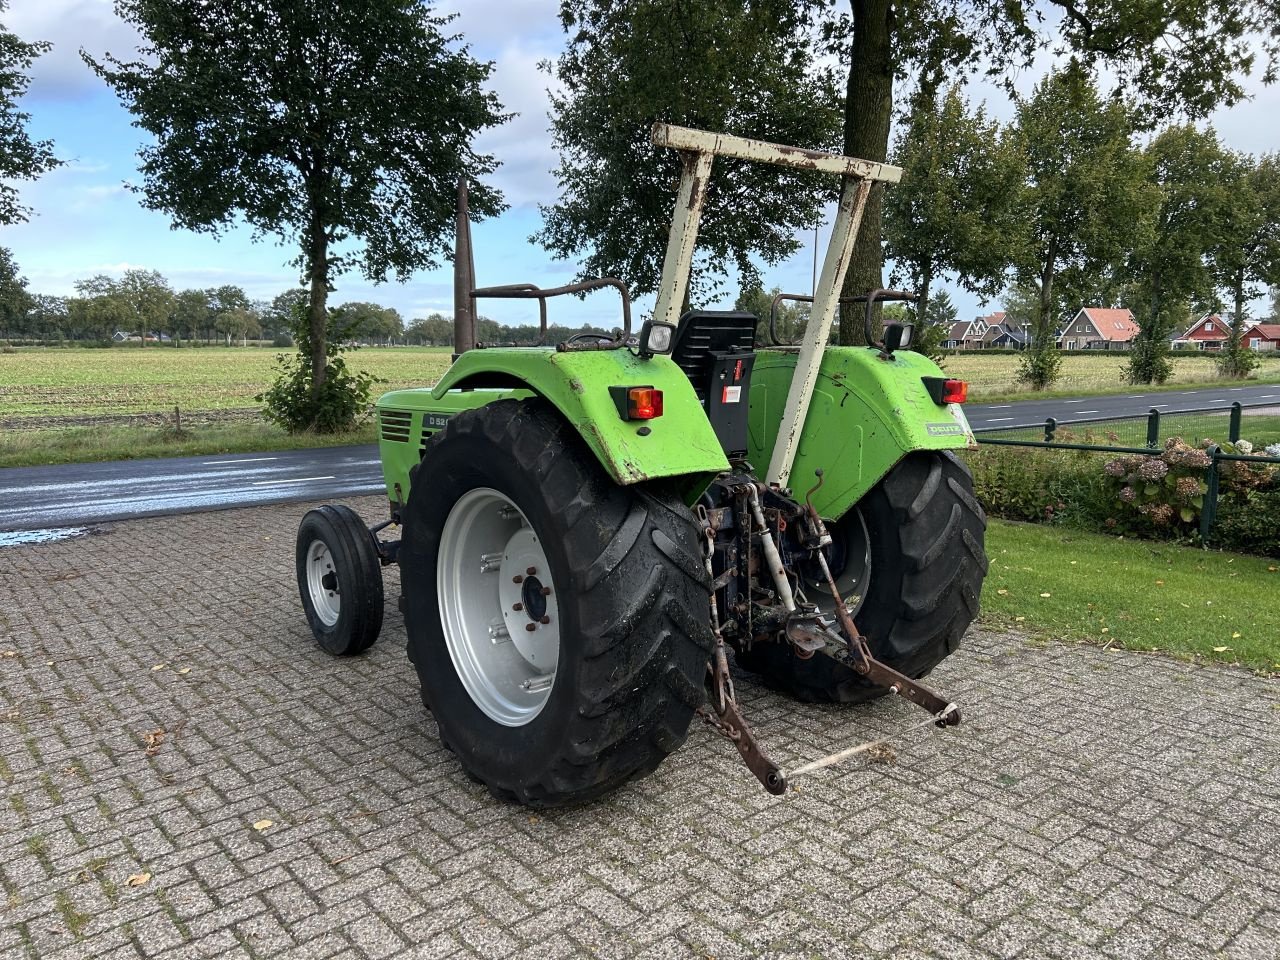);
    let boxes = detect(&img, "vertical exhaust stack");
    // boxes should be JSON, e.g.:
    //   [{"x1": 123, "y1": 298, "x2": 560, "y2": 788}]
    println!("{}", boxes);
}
[{"x1": 453, "y1": 177, "x2": 477, "y2": 355}]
